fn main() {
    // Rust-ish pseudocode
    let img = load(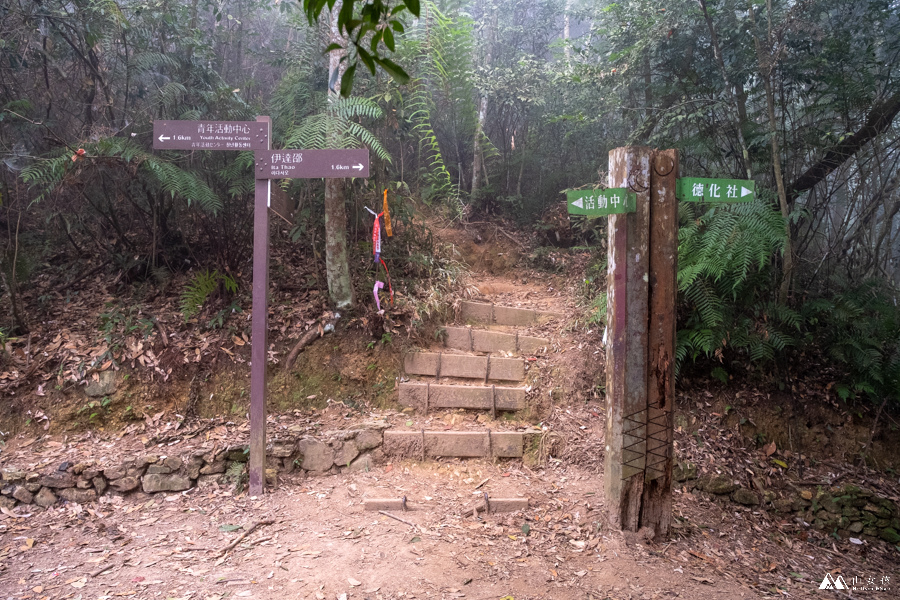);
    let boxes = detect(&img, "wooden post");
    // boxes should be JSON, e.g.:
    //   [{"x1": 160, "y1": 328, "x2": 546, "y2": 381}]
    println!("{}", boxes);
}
[
  {"x1": 604, "y1": 147, "x2": 677, "y2": 538},
  {"x1": 249, "y1": 115, "x2": 271, "y2": 497},
  {"x1": 605, "y1": 147, "x2": 651, "y2": 531},
  {"x1": 641, "y1": 149, "x2": 678, "y2": 536}
]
